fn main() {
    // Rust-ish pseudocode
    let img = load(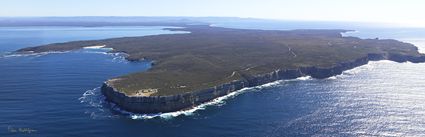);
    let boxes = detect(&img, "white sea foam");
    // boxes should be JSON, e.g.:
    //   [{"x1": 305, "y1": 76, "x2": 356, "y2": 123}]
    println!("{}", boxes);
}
[
  {"x1": 79, "y1": 87, "x2": 120, "y2": 119},
  {"x1": 79, "y1": 87, "x2": 100, "y2": 103},
  {"x1": 296, "y1": 76, "x2": 312, "y2": 81},
  {"x1": 79, "y1": 87, "x2": 103, "y2": 118},
  {"x1": 129, "y1": 76, "x2": 313, "y2": 120},
  {"x1": 78, "y1": 79, "x2": 287, "y2": 120},
  {"x1": 77, "y1": 60, "x2": 391, "y2": 120},
  {"x1": 78, "y1": 74, "x2": 314, "y2": 120},
  {"x1": 78, "y1": 59, "x2": 415, "y2": 121},
  {"x1": 129, "y1": 88, "x2": 250, "y2": 120},
  {"x1": 77, "y1": 75, "x2": 316, "y2": 120},
  {"x1": 327, "y1": 76, "x2": 338, "y2": 80}
]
